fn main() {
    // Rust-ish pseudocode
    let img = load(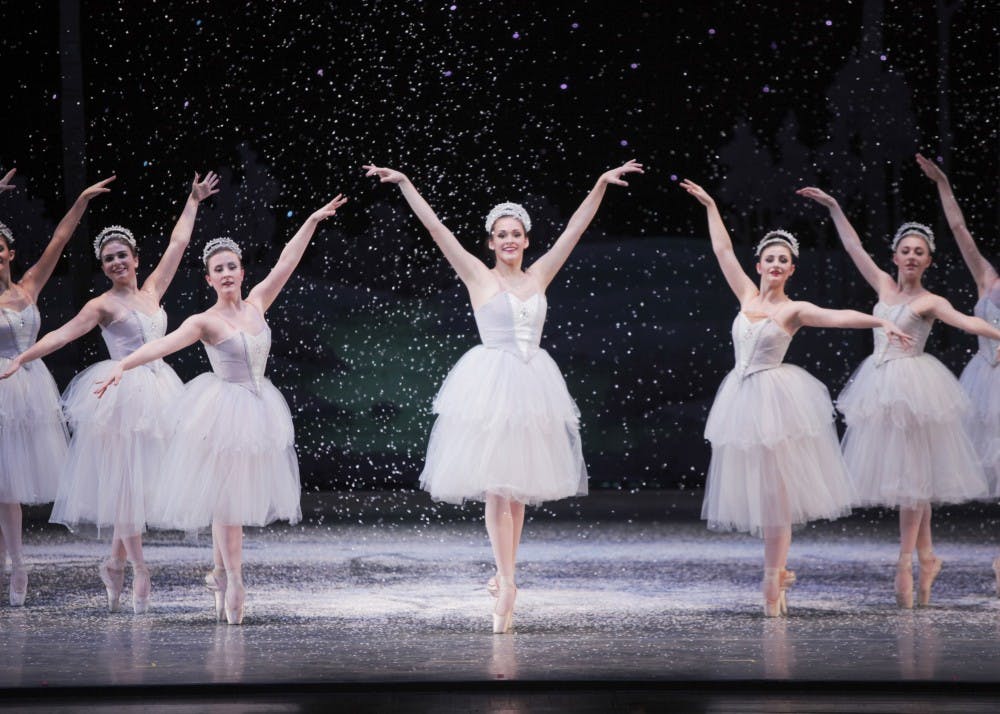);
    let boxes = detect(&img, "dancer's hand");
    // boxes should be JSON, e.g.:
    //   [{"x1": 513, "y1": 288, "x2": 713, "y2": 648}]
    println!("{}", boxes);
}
[
  {"x1": 882, "y1": 320, "x2": 914, "y2": 348},
  {"x1": 795, "y1": 187, "x2": 838, "y2": 208},
  {"x1": 93, "y1": 364, "x2": 124, "y2": 398},
  {"x1": 679, "y1": 179, "x2": 715, "y2": 208},
  {"x1": 79, "y1": 175, "x2": 116, "y2": 202},
  {"x1": 0, "y1": 358, "x2": 22, "y2": 380},
  {"x1": 308, "y1": 194, "x2": 348, "y2": 223},
  {"x1": 915, "y1": 153, "x2": 947, "y2": 184},
  {"x1": 0, "y1": 168, "x2": 16, "y2": 194},
  {"x1": 363, "y1": 165, "x2": 408, "y2": 185},
  {"x1": 191, "y1": 171, "x2": 221, "y2": 202},
  {"x1": 599, "y1": 159, "x2": 644, "y2": 187}
]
